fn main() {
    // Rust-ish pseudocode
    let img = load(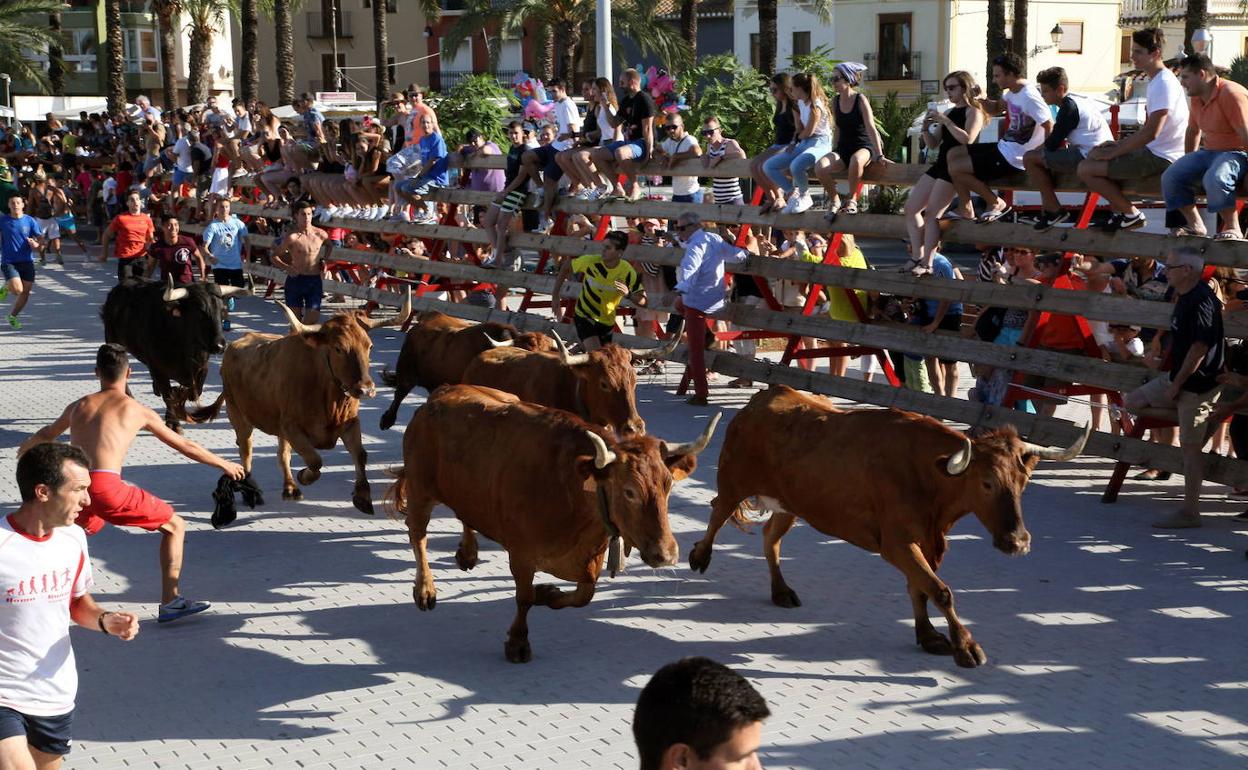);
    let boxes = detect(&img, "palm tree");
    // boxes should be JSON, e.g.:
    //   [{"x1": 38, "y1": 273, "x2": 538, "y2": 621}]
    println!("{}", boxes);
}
[
  {"x1": 183, "y1": 0, "x2": 230, "y2": 104},
  {"x1": 49, "y1": 6, "x2": 64, "y2": 96},
  {"x1": 239, "y1": 0, "x2": 260, "y2": 103},
  {"x1": 1184, "y1": 0, "x2": 1209, "y2": 57},
  {"x1": 986, "y1": 0, "x2": 1007, "y2": 98},
  {"x1": 758, "y1": 0, "x2": 829, "y2": 75},
  {"x1": 1010, "y1": 0, "x2": 1027, "y2": 59},
  {"x1": 443, "y1": 0, "x2": 689, "y2": 84},
  {"x1": 150, "y1": 0, "x2": 181, "y2": 109},
  {"x1": 373, "y1": 0, "x2": 387, "y2": 111},
  {"x1": 105, "y1": 0, "x2": 127, "y2": 113},
  {"x1": 263, "y1": 0, "x2": 297, "y2": 105},
  {"x1": 0, "y1": 0, "x2": 64, "y2": 94},
  {"x1": 680, "y1": 0, "x2": 696, "y2": 54}
]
